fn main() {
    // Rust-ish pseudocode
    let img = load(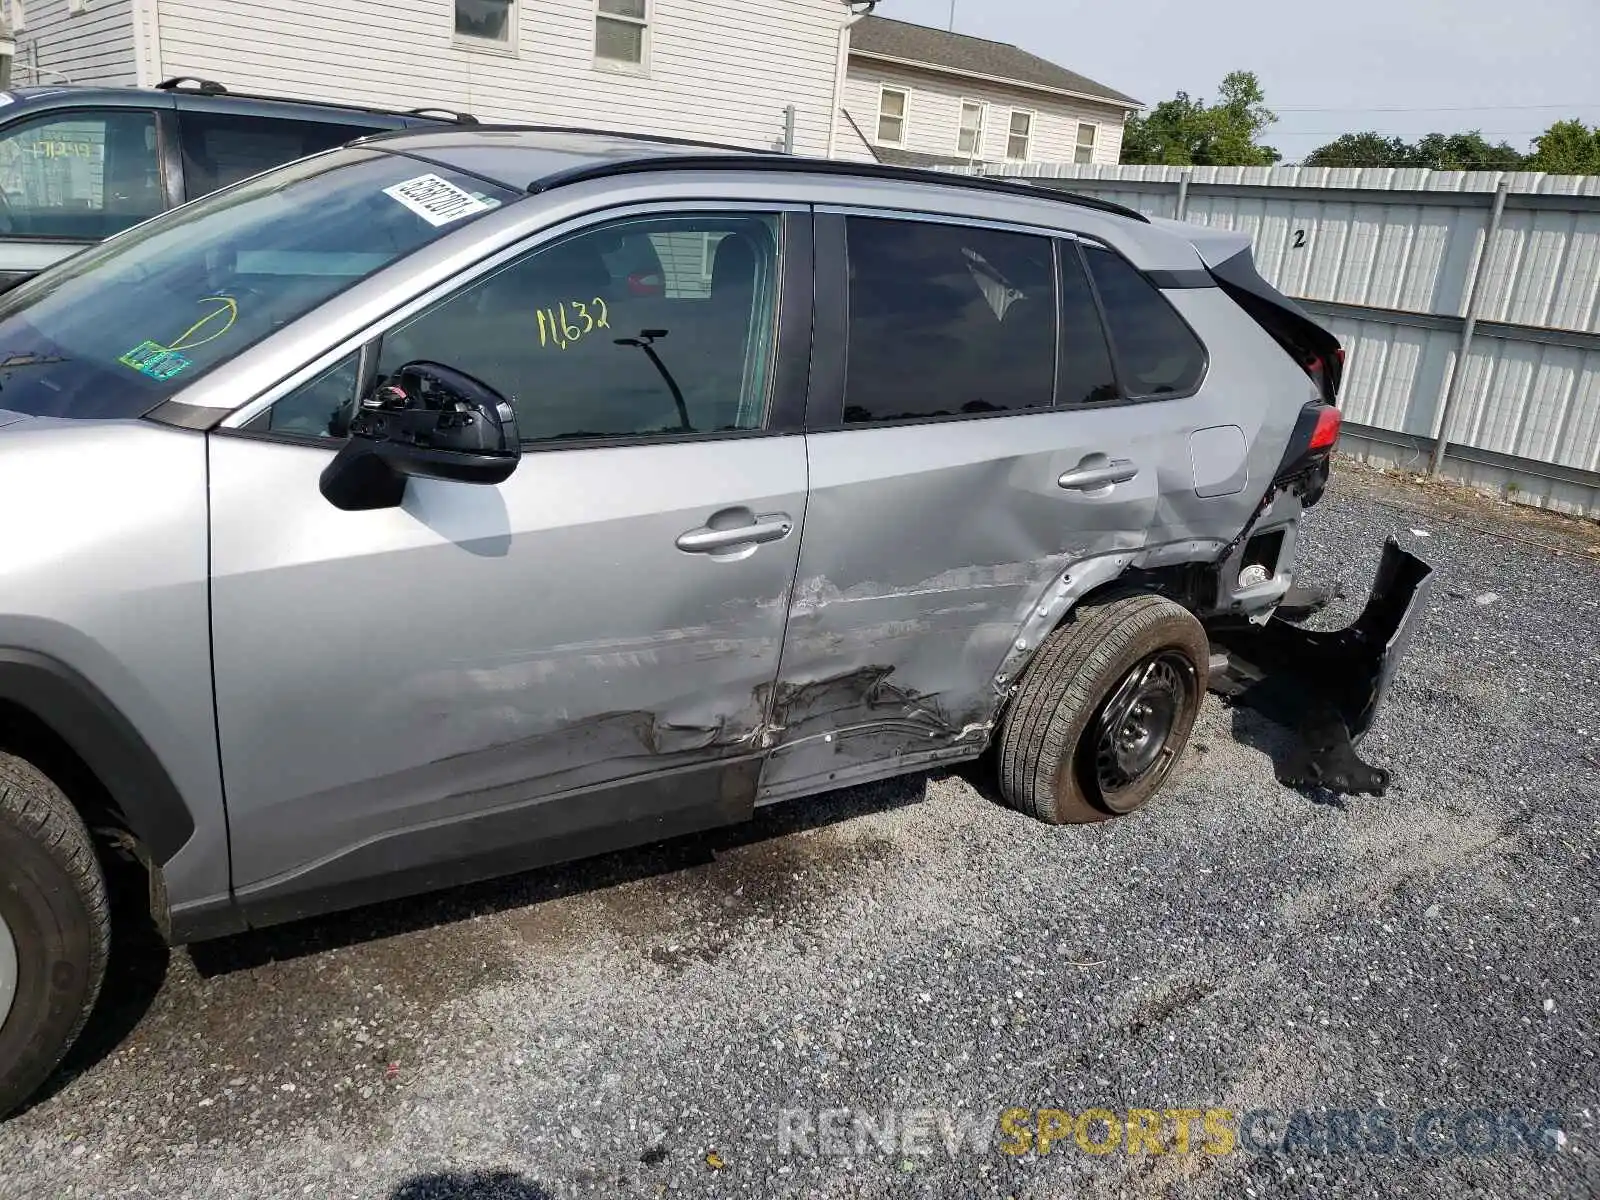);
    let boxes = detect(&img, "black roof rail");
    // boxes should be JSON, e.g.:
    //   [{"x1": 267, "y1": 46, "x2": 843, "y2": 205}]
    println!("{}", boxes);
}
[
  {"x1": 155, "y1": 76, "x2": 227, "y2": 95},
  {"x1": 149, "y1": 79, "x2": 476, "y2": 126},
  {"x1": 404, "y1": 107, "x2": 479, "y2": 125},
  {"x1": 528, "y1": 151, "x2": 1151, "y2": 223}
]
